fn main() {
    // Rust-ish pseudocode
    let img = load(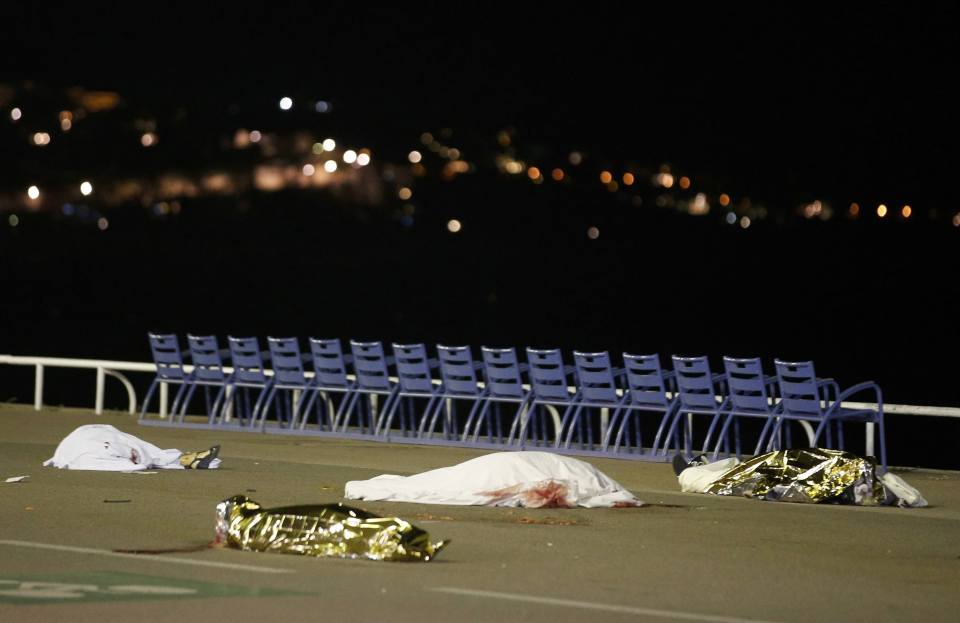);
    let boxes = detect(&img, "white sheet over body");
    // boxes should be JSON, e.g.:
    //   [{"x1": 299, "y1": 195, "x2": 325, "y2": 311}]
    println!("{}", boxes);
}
[
  {"x1": 43, "y1": 424, "x2": 211, "y2": 471},
  {"x1": 345, "y1": 451, "x2": 642, "y2": 508}
]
